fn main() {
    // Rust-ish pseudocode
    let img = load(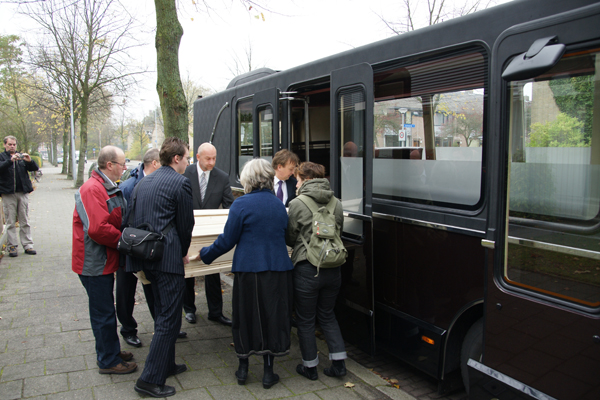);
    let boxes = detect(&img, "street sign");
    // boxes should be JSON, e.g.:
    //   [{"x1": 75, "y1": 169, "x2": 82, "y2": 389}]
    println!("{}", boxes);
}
[
  {"x1": 399, "y1": 129, "x2": 406, "y2": 140},
  {"x1": 404, "y1": 124, "x2": 416, "y2": 128}
]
